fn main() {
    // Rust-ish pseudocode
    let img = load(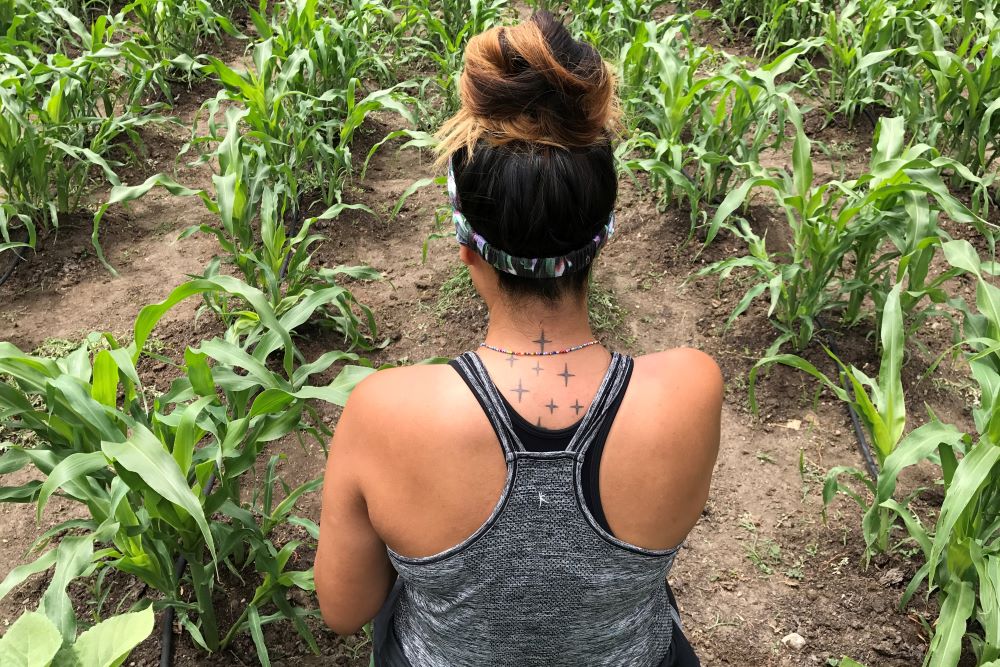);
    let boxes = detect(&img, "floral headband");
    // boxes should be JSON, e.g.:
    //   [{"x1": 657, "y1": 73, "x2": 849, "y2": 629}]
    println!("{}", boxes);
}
[{"x1": 448, "y1": 160, "x2": 615, "y2": 279}]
